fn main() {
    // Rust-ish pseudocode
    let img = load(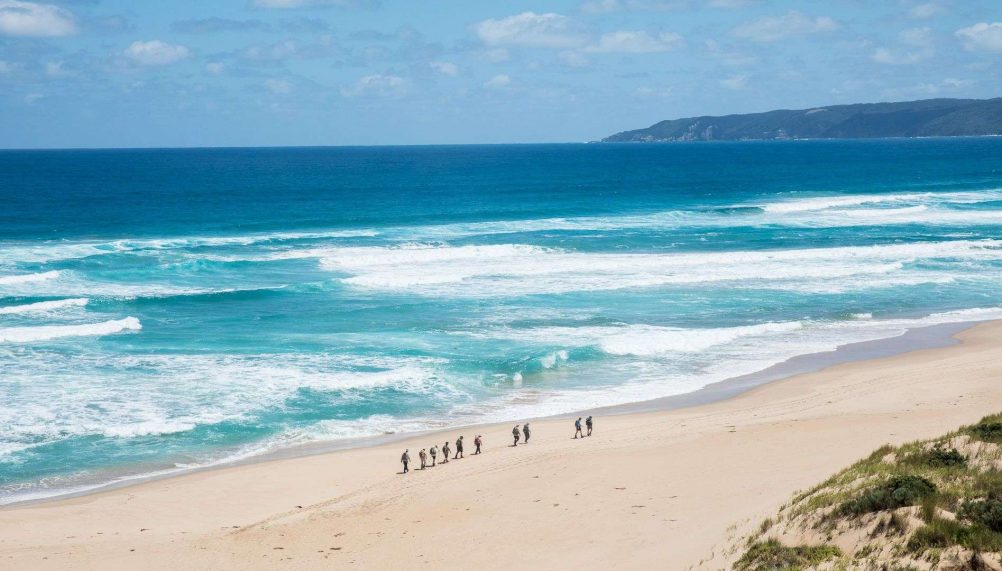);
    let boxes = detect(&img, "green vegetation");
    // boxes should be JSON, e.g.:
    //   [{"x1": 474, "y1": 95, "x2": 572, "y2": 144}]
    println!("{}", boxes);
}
[
  {"x1": 734, "y1": 539, "x2": 841, "y2": 571},
  {"x1": 736, "y1": 413, "x2": 1002, "y2": 569},
  {"x1": 901, "y1": 444, "x2": 966, "y2": 469},
  {"x1": 603, "y1": 97, "x2": 1002, "y2": 142},
  {"x1": 958, "y1": 497, "x2": 1002, "y2": 533},
  {"x1": 837, "y1": 475, "x2": 936, "y2": 516},
  {"x1": 967, "y1": 413, "x2": 1002, "y2": 444}
]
